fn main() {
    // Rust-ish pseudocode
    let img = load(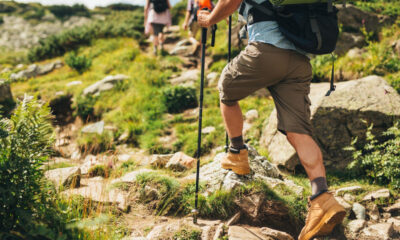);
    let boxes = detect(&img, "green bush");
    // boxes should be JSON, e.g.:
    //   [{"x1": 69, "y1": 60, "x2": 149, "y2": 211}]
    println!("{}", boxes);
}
[
  {"x1": 22, "y1": 7, "x2": 45, "y2": 20},
  {"x1": 78, "y1": 131, "x2": 115, "y2": 154},
  {"x1": 0, "y1": 98, "x2": 54, "y2": 233},
  {"x1": 28, "y1": 11, "x2": 144, "y2": 62},
  {"x1": 48, "y1": 4, "x2": 90, "y2": 20},
  {"x1": 0, "y1": 2, "x2": 16, "y2": 13},
  {"x1": 65, "y1": 52, "x2": 92, "y2": 74},
  {"x1": 106, "y1": 3, "x2": 140, "y2": 11},
  {"x1": 347, "y1": 121, "x2": 400, "y2": 189},
  {"x1": 170, "y1": 0, "x2": 187, "y2": 25},
  {"x1": 162, "y1": 86, "x2": 198, "y2": 113},
  {"x1": 75, "y1": 95, "x2": 98, "y2": 121},
  {"x1": 0, "y1": 16, "x2": 4, "y2": 25}
]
